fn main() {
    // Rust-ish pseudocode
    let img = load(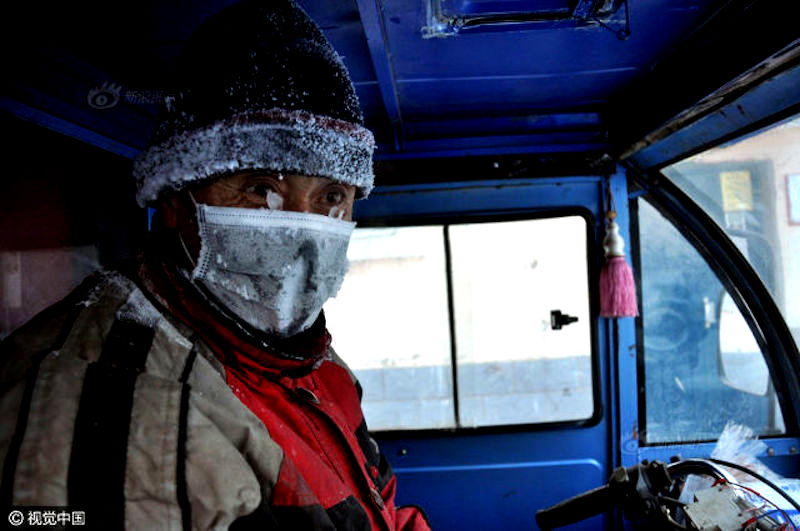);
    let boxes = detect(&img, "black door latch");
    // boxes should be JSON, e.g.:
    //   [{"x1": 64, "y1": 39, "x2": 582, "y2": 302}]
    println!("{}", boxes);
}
[{"x1": 551, "y1": 310, "x2": 578, "y2": 330}]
